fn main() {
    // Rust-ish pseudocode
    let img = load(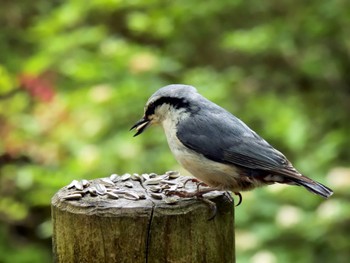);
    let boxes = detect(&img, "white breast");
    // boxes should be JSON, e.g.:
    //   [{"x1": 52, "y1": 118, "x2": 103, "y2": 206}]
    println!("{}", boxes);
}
[{"x1": 161, "y1": 111, "x2": 241, "y2": 191}]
